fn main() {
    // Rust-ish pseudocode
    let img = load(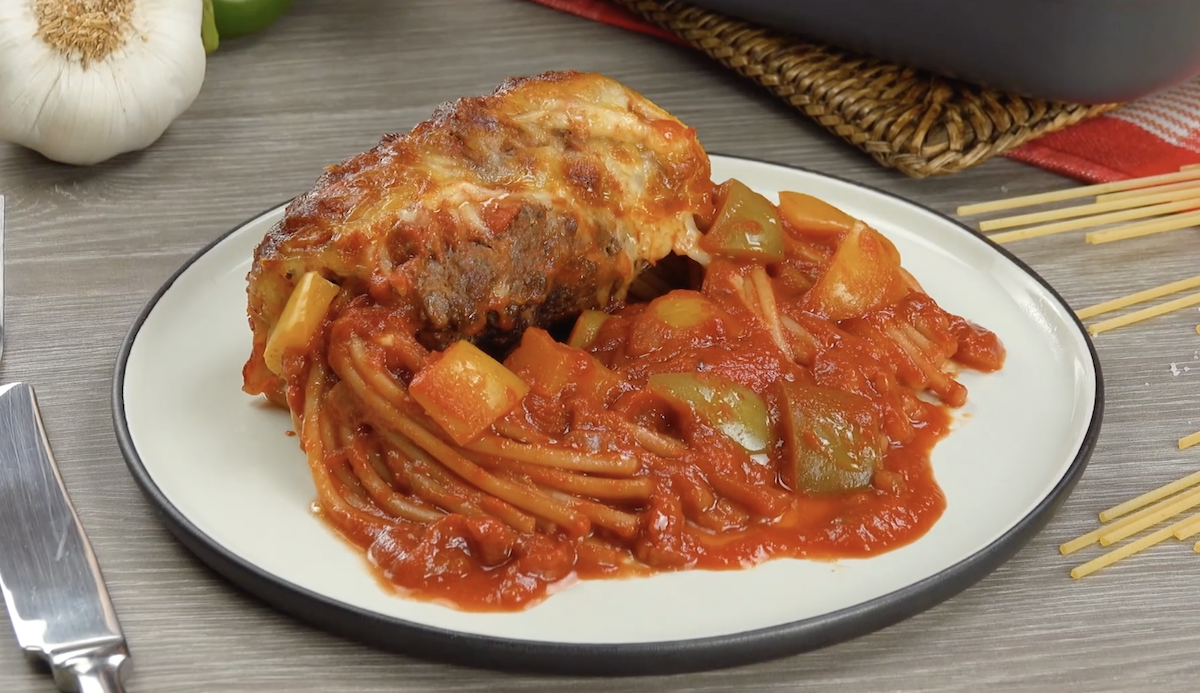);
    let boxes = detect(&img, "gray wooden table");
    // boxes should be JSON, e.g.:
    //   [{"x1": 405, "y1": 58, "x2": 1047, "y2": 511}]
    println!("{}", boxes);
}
[{"x1": 1, "y1": 1, "x2": 1197, "y2": 690}]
